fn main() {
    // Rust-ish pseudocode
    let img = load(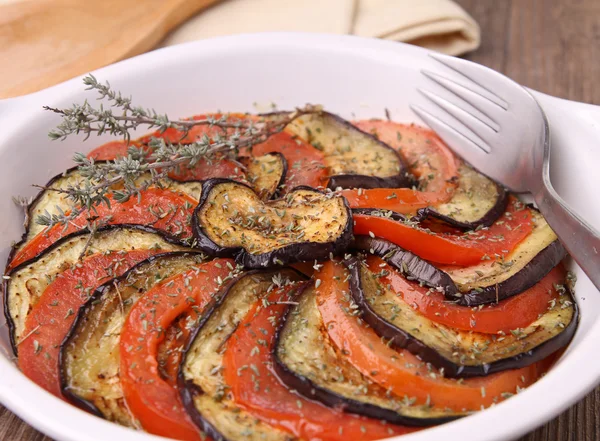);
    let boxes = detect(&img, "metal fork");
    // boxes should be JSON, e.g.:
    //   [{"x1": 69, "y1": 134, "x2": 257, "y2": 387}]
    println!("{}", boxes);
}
[{"x1": 412, "y1": 53, "x2": 600, "y2": 292}]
